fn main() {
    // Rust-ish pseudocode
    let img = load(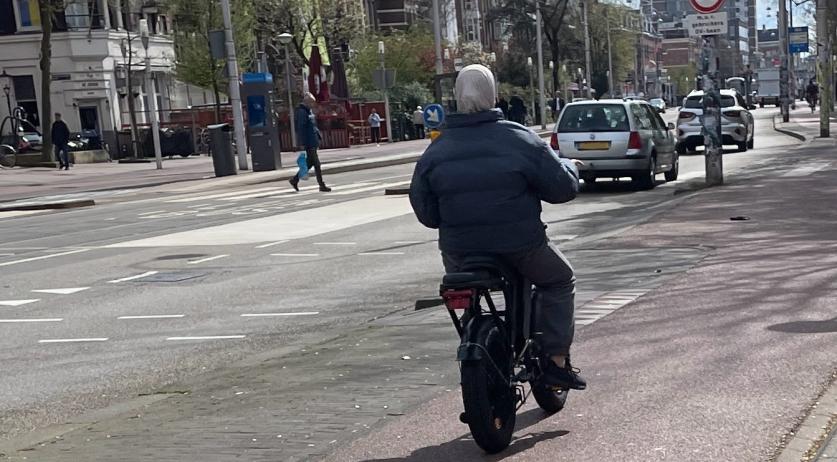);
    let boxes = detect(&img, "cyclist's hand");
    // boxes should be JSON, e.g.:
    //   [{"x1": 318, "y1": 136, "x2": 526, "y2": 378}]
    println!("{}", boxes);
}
[{"x1": 571, "y1": 159, "x2": 584, "y2": 169}]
